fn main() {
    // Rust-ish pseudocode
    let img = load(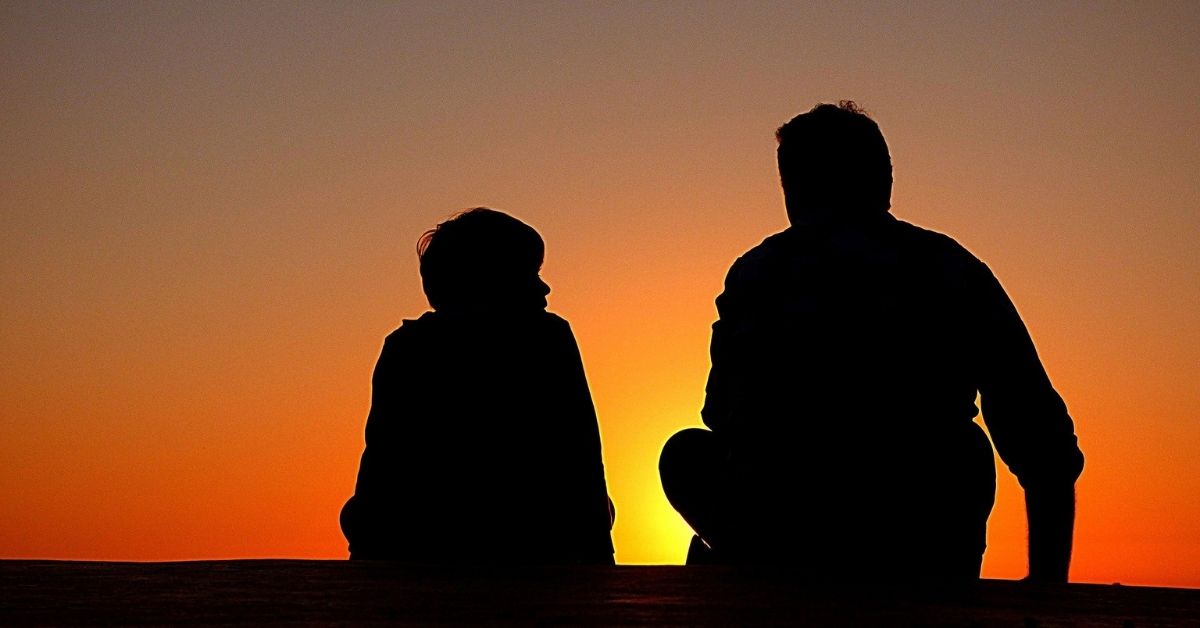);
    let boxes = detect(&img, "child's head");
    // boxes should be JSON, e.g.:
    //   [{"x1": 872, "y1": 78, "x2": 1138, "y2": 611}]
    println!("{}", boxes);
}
[{"x1": 417, "y1": 208, "x2": 550, "y2": 313}]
